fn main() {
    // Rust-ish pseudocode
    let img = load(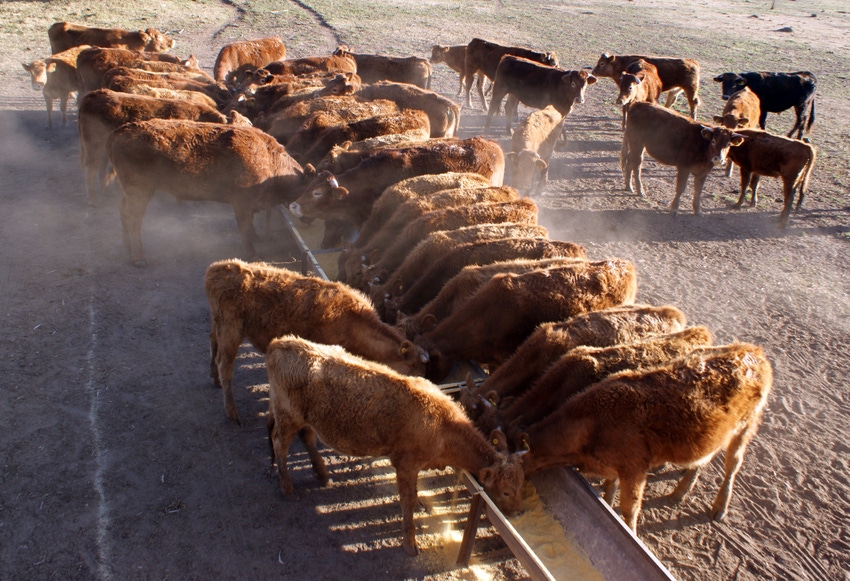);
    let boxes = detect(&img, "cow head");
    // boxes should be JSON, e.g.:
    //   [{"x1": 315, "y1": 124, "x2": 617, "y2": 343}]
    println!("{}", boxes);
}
[
  {"x1": 430, "y1": 45, "x2": 450, "y2": 64},
  {"x1": 556, "y1": 69, "x2": 597, "y2": 115},
  {"x1": 22, "y1": 60, "x2": 54, "y2": 90},
  {"x1": 141, "y1": 28, "x2": 176, "y2": 52},
  {"x1": 542, "y1": 51, "x2": 559, "y2": 68},
  {"x1": 616, "y1": 72, "x2": 642, "y2": 106},
  {"x1": 713, "y1": 72, "x2": 747, "y2": 101},
  {"x1": 591, "y1": 53, "x2": 615, "y2": 78},
  {"x1": 479, "y1": 450, "x2": 526, "y2": 516},
  {"x1": 383, "y1": 340, "x2": 430, "y2": 377},
  {"x1": 712, "y1": 114, "x2": 750, "y2": 130},
  {"x1": 320, "y1": 72, "x2": 361, "y2": 96},
  {"x1": 288, "y1": 169, "x2": 350, "y2": 221},
  {"x1": 701, "y1": 125, "x2": 746, "y2": 166},
  {"x1": 506, "y1": 150, "x2": 547, "y2": 195}
]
